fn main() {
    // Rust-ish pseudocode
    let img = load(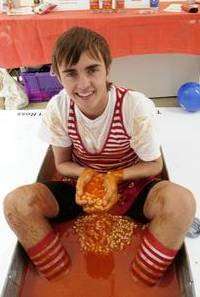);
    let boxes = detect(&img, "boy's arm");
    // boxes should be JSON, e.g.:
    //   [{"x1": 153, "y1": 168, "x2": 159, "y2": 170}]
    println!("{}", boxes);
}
[
  {"x1": 52, "y1": 145, "x2": 85, "y2": 177},
  {"x1": 91, "y1": 156, "x2": 163, "y2": 213},
  {"x1": 126, "y1": 94, "x2": 162, "y2": 181},
  {"x1": 123, "y1": 156, "x2": 163, "y2": 181},
  {"x1": 52, "y1": 145, "x2": 97, "y2": 208}
]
